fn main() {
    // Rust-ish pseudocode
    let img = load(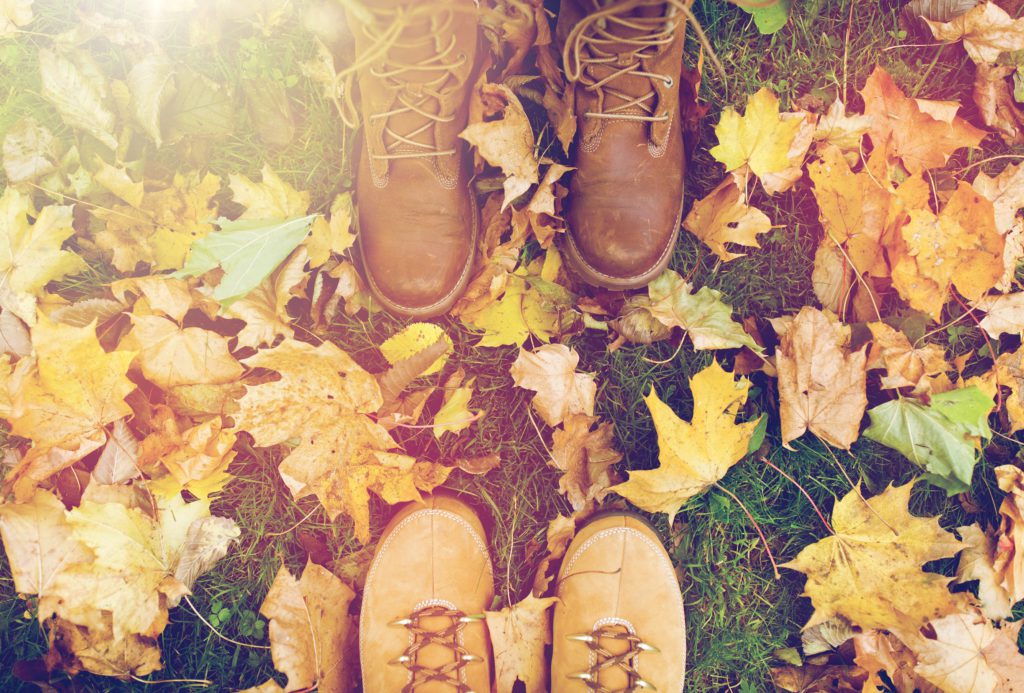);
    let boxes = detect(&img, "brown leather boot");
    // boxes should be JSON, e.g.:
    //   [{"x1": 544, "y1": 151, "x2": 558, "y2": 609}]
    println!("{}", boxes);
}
[
  {"x1": 552, "y1": 513, "x2": 686, "y2": 691},
  {"x1": 343, "y1": 0, "x2": 481, "y2": 317},
  {"x1": 360, "y1": 494, "x2": 494, "y2": 691},
  {"x1": 556, "y1": 0, "x2": 690, "y2": 290}
]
